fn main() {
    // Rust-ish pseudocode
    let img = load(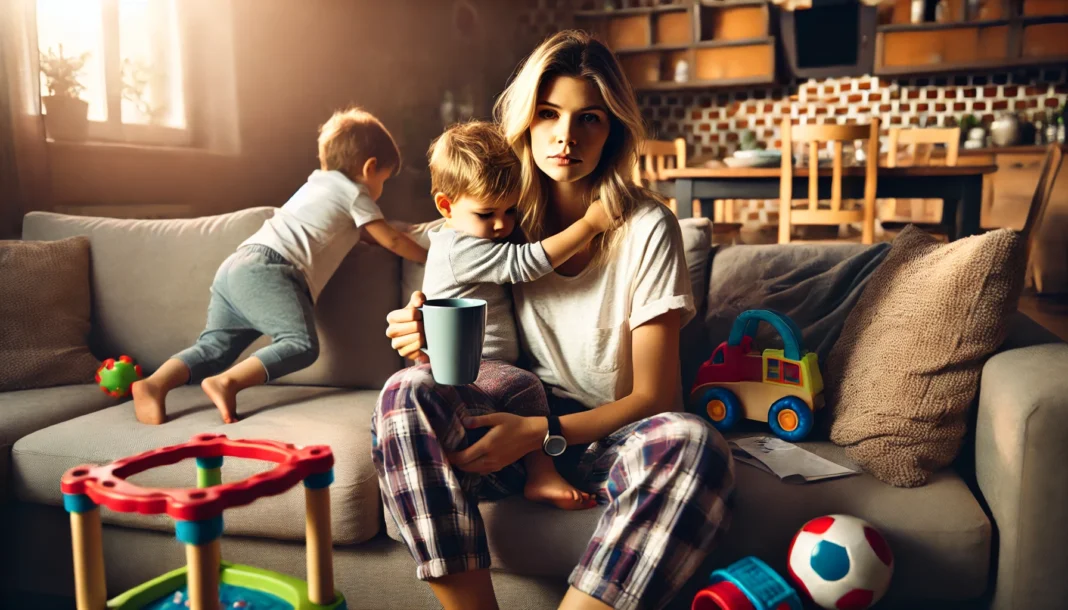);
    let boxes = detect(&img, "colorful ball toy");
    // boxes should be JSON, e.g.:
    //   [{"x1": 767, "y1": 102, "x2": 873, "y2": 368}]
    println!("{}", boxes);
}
[
  {"x1": 787, "y1": 515, "x2": 894, "y2": 610},
  {"x1": 95, "y1": 355, "x2": 143, "y2": 398}
]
